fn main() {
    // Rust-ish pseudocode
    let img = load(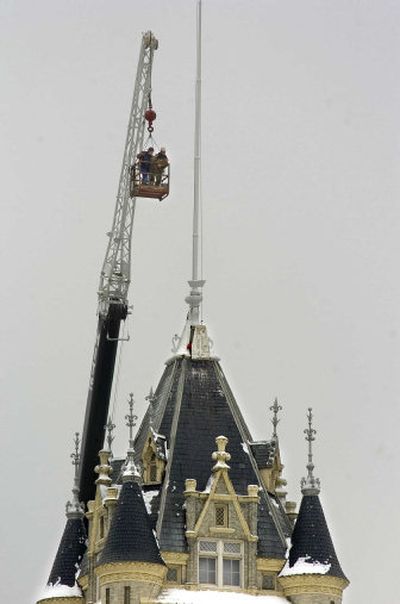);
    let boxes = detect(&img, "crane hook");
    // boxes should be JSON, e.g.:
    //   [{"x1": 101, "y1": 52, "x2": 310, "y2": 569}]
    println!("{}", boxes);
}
[{"x1": 145, "y1": 107, "x2": 157, "y2": 133}]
